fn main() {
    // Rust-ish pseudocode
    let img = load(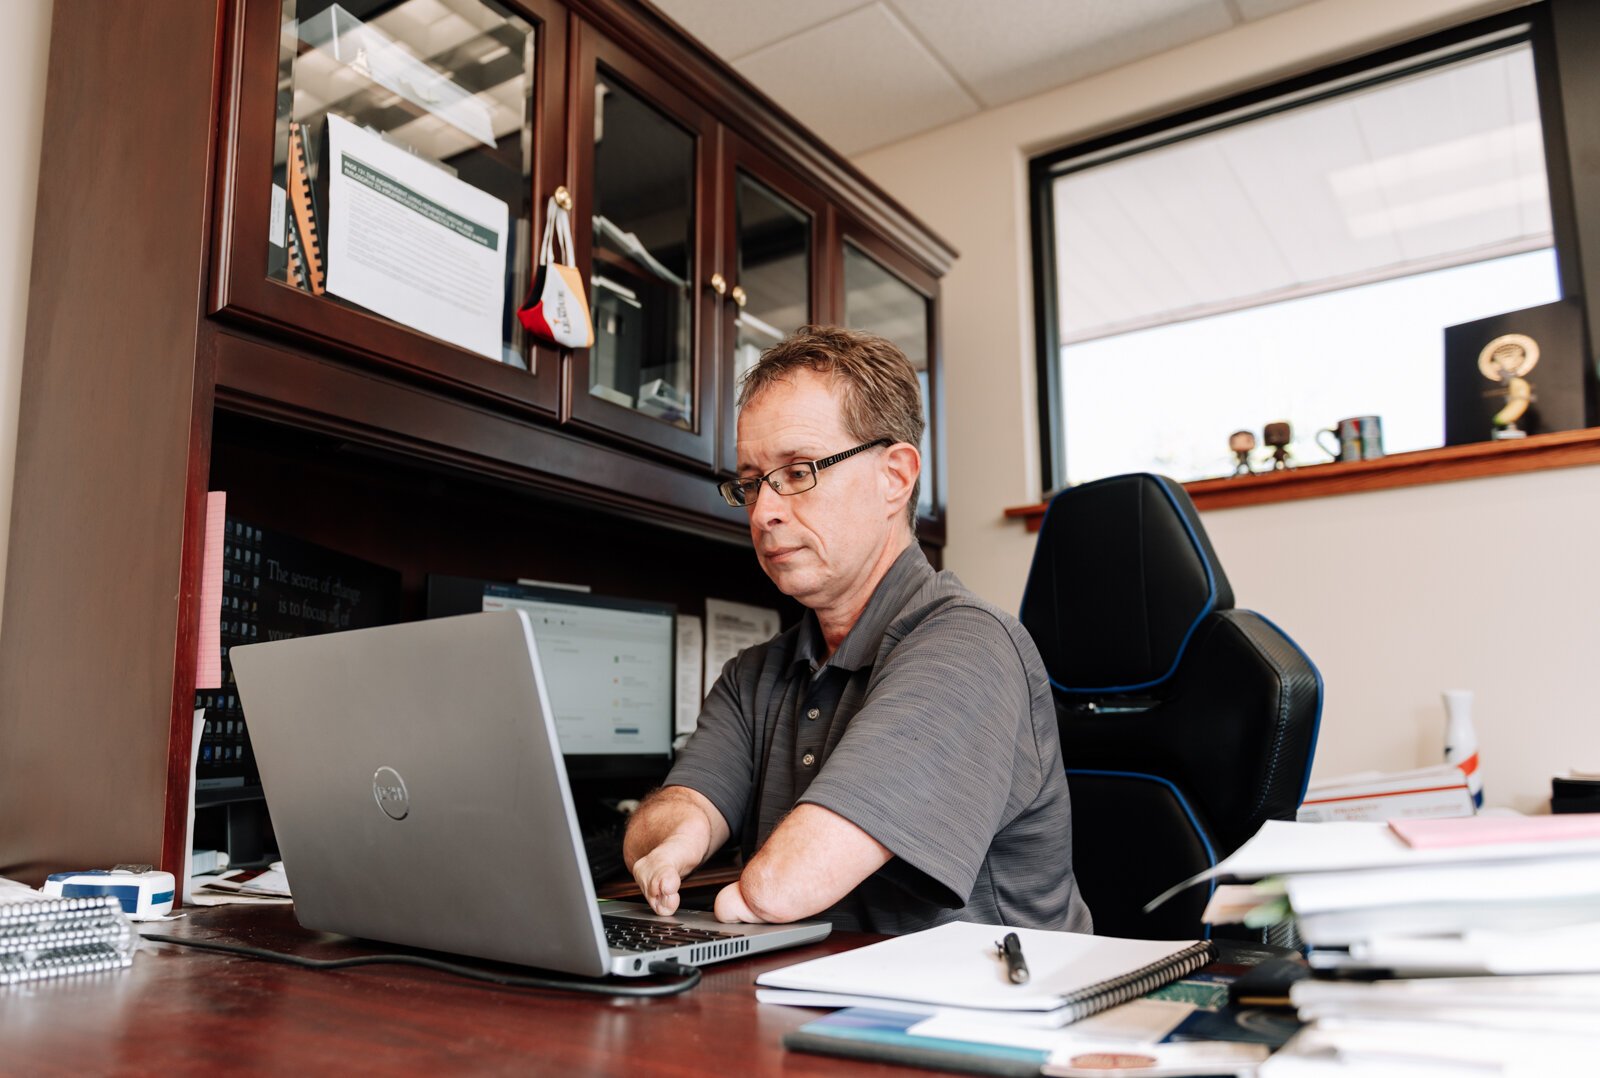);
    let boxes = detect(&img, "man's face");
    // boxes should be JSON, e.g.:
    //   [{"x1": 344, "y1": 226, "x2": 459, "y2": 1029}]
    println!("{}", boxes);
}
[{"x1": 735, "y1": 370, "x2": 895, "y2": 612}]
